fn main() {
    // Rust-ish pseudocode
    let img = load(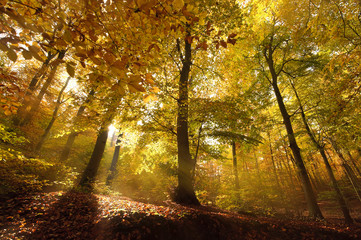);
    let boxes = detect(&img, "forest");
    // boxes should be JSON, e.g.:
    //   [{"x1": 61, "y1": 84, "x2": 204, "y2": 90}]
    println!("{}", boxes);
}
[{"x1": 1, "y1": 0, "x2": 361, "y2": 239}]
